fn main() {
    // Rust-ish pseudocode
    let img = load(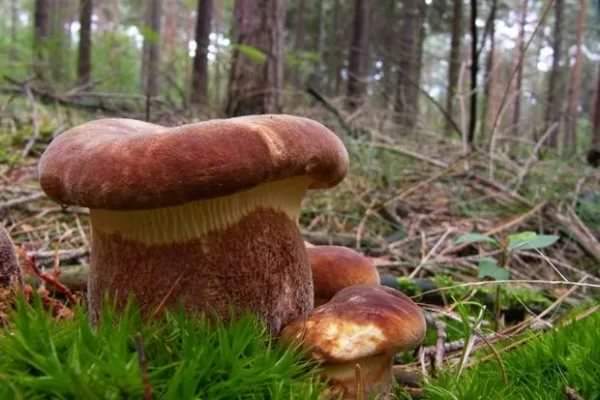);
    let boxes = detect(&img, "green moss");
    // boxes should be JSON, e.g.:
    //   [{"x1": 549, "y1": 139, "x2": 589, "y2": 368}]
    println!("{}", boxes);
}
[
  {"x1": 0, "y1": 296, "x2": 324, "y2": 399},
  {"x1": 403, "y1": 308, "x2": 600, "y2": 399}
]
